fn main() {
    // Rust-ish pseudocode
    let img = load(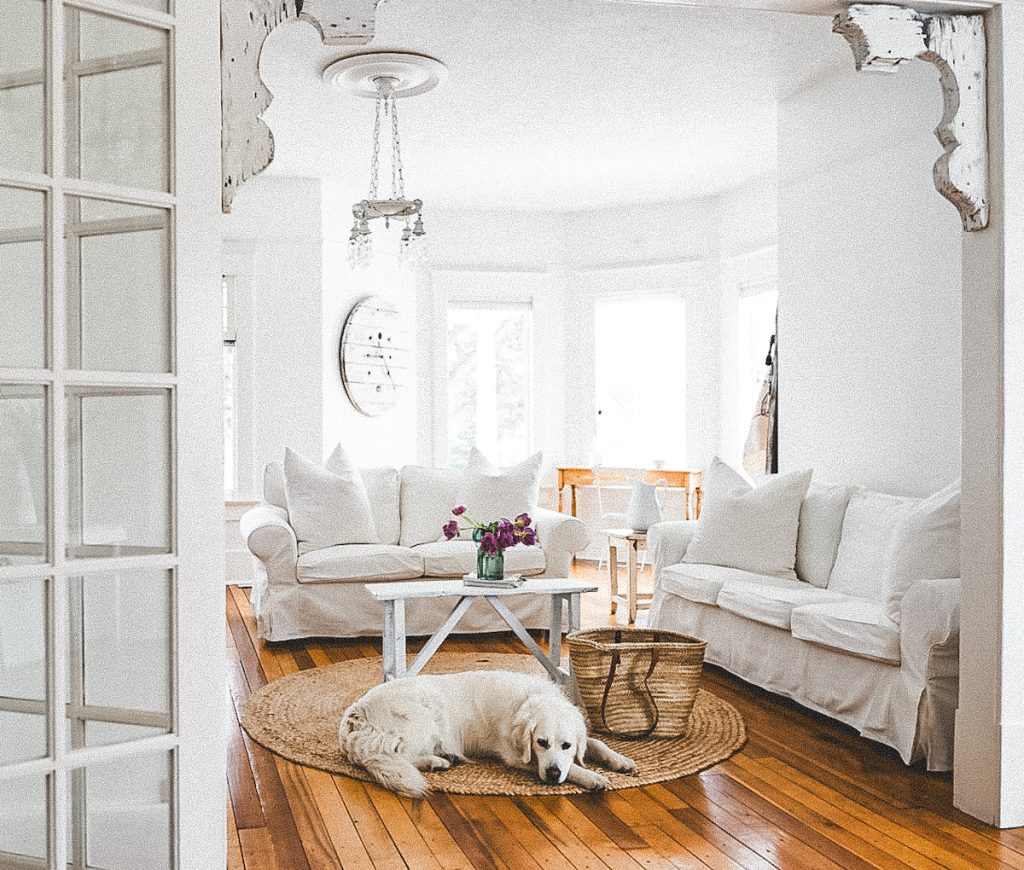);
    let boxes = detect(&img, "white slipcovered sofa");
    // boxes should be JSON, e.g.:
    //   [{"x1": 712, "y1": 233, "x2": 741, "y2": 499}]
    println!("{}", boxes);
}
[
  {"x1": 240, "y1": 461, "x2": 590, "y2": 641},
  {"x1": 648, "y1": 483, "x2": 960, "y2": 771}
]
